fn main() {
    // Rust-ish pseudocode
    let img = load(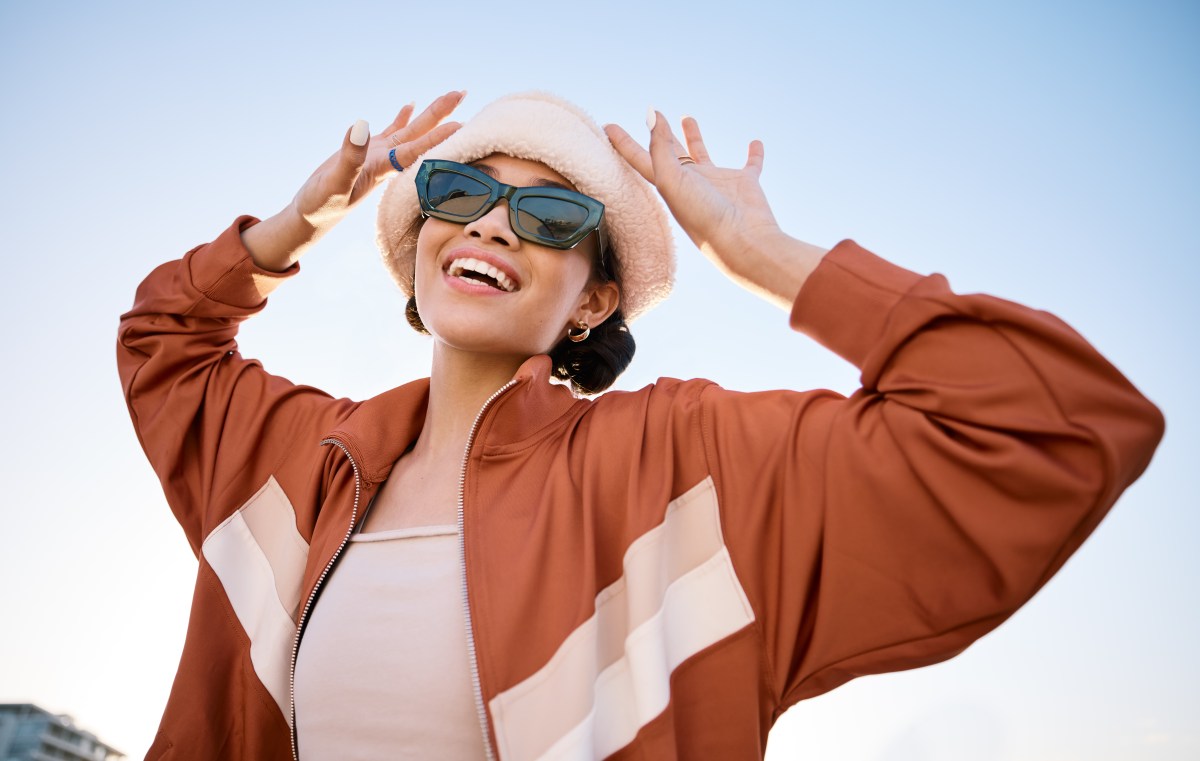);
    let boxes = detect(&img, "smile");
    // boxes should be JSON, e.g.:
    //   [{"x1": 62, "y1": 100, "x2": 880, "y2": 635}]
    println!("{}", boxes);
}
[{"x1": 445, "y1": 256, "x2": 518, "y2": 293}]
